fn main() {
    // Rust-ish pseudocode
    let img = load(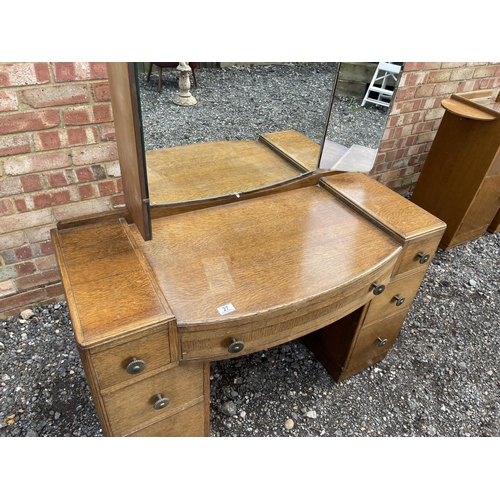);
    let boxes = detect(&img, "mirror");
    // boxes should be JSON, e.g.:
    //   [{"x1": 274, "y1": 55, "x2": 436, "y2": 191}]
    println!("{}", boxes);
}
[
  {"x1": 318, "y1": 62, "x2": 402, "y2": 172},
  {"x1": 107, "y1": 62, "x2": 401, "y2": 239},
  {"x1": 134, "y1": 62, "x2": 339, "y2": 205},
  {"x1": 134, "y1": 62, "x2": 400, "y2": 207}
]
